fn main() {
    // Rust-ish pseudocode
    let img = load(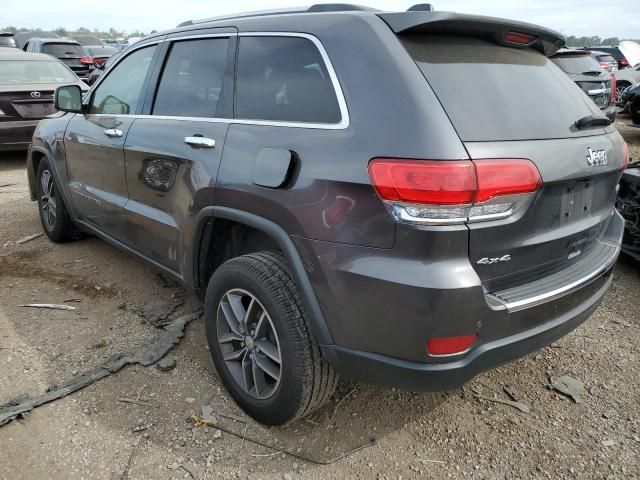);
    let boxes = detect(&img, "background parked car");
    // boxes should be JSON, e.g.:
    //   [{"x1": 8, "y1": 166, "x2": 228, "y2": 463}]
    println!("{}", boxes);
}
[
  {"x1": 0, "y1": 49, "x2": 87, "y2": 151},
  {"x1": 71, "y1": 35, "x2": 104, "y2": 47},
  {"x1": 86, "y1": 50, "x2": 121, "y2": 85},
  {"x1": 550, "y1": 48, "x2": 616, "y2": 121},
  {"x1": 580, "y1": 46, "x2": 630, "y2": 70},
  {"x1": 23, "y1": 37, "x2": 93, "y2": 81},
  {"x1": 84, "y1": 45, "x2": 118, "y2": 68},
  {"x1": 583, "y1": 50, "x2": 619, "y2": 72},
  {"x1": 14, "y1": 30, "x2": 58, "y2": 50},
  {"x1": 619, "y1": 83, "x2": 640, "y2": 124},
  {"x1": 0, "y1": 32, "x2": 16, "y2": 48}
]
